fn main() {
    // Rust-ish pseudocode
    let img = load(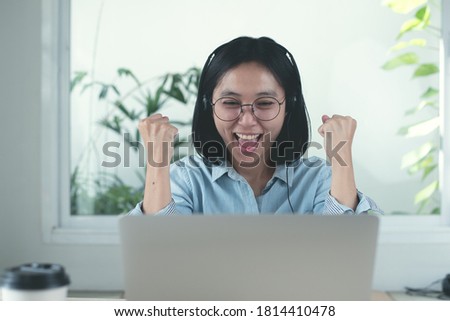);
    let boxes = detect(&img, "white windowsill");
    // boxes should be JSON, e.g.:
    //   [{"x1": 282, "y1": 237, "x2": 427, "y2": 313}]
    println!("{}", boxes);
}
[
  {"x1": 44, "y1": 215, "x2": 450, "y2": 245},
  {"x1": 378, "y1": 216, "x2": 450, "y2": 244}
]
